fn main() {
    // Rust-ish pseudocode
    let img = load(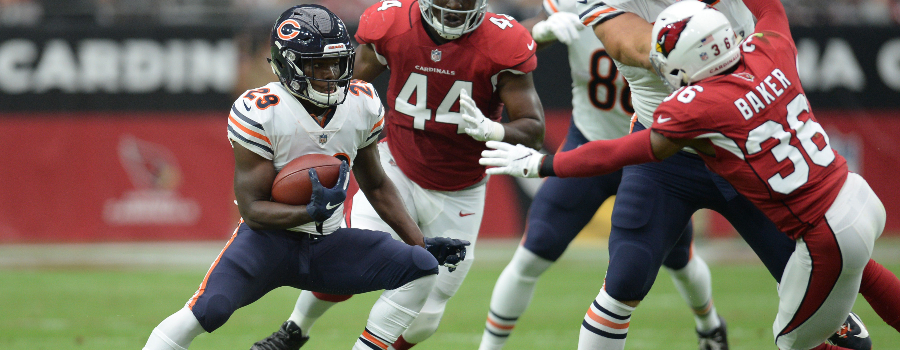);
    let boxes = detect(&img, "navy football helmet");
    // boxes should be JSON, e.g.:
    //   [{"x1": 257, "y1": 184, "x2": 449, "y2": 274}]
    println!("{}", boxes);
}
[{"x1": 268, "y1": 5, "x2": 355, "y2": 107}]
